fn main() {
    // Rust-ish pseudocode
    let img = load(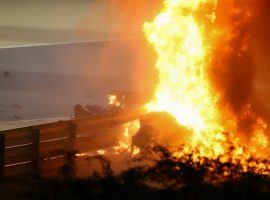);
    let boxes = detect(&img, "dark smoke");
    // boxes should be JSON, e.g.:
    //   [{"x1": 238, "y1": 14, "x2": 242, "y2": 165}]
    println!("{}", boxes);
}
[
  {"x1": 209, "y1": 0, "x2": 270, "y2": 135},
  {"x1": 250, "y1": 0, "x2": 270, "y2": 120},
  {"x1": 211, "y1": 0, "x2": 255, "y2": 114}
]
